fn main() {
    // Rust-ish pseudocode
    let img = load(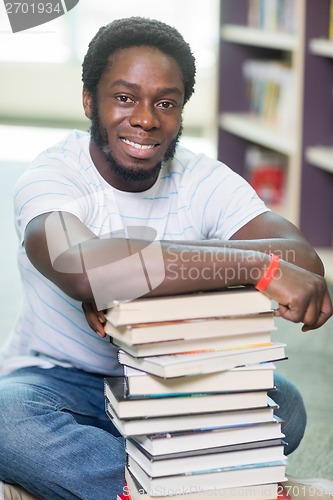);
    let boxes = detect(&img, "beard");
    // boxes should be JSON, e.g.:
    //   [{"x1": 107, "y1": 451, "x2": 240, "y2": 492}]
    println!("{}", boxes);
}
[{"x1": 89, "y1": 99, "x2": 183, "y2": 184}]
